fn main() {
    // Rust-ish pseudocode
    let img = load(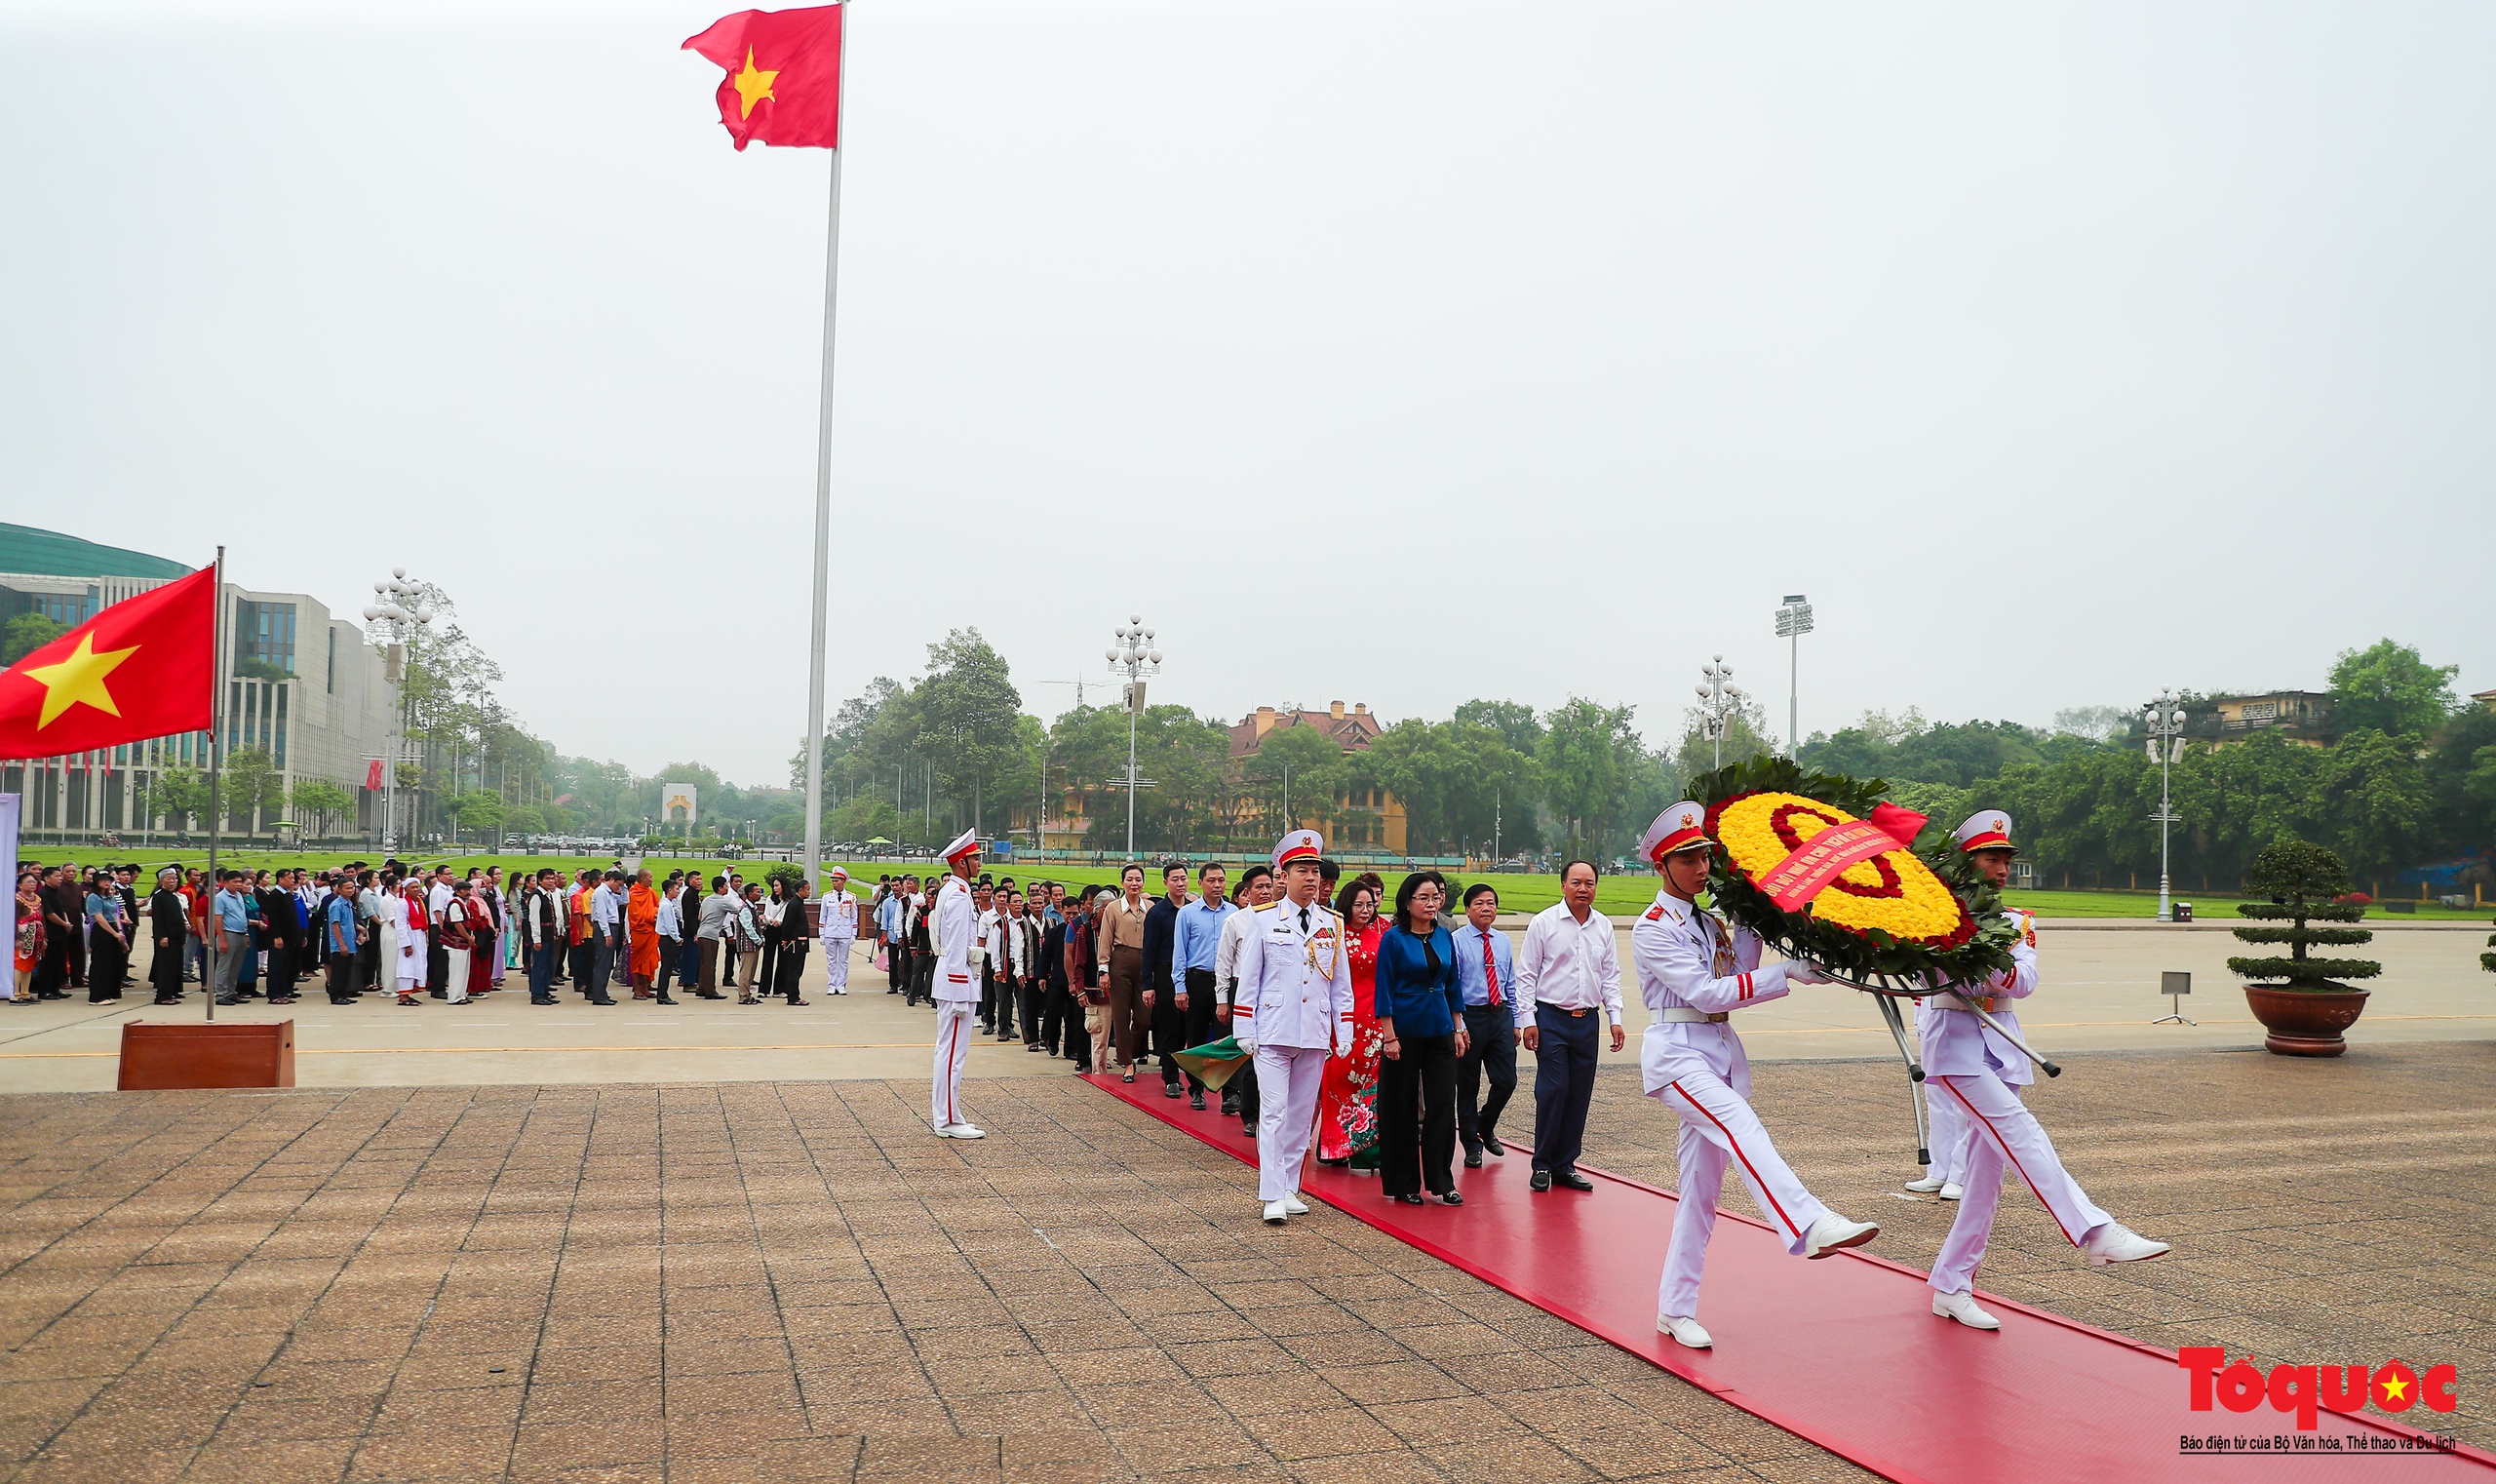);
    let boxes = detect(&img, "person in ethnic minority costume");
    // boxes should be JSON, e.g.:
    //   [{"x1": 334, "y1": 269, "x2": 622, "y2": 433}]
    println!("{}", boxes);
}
[
  {"x1": 627, "y1": 873, "x2": 662, "y2": 998},
  {"x1": 930, "y1": 830, "x2": 987, "y2": 1139},
  {"x1": 818, "y1": 866, "x2": 860, "y2": 996},
  {"x1": 1234, "y1": 830, "x2": 1354, "y2": 1226},
  {"x1": 1630, "y1": 803, "x2": 1881, "y2": 1350},
  {"x1": 1919, "y1": 810, "x2": 2170, "y2": 1330}
]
